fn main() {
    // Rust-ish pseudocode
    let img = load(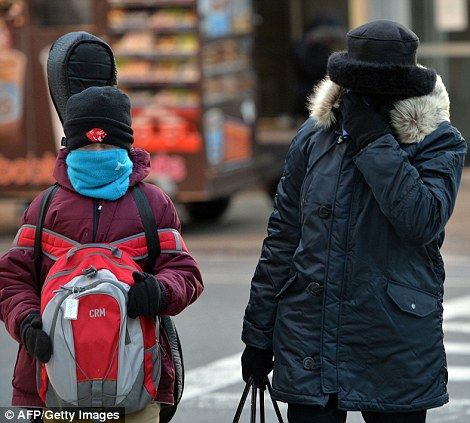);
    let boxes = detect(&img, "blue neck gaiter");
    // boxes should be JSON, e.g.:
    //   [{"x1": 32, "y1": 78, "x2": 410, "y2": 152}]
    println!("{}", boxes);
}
[{"x1": 66, "y1": 149, "x2": 133, "y2": 201}]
